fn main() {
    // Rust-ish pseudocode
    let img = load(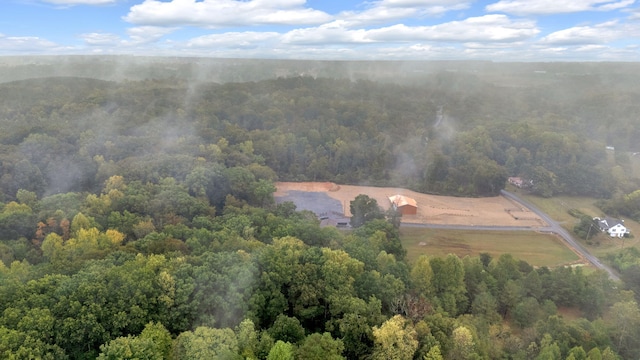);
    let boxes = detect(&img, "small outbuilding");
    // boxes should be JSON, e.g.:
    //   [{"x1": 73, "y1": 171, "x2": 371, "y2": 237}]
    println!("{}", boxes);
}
[{"x1": 389, "y1": 195, "x2": 418, "y2": 215}]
